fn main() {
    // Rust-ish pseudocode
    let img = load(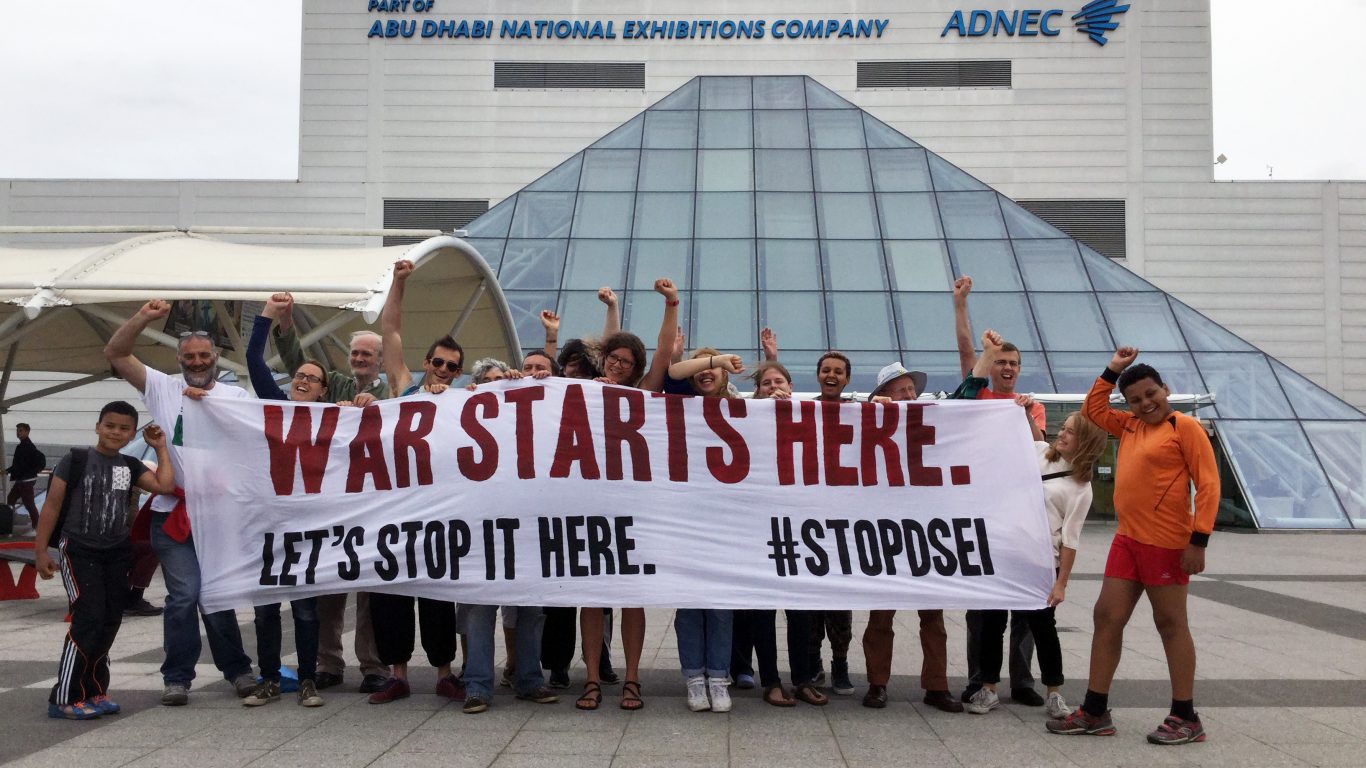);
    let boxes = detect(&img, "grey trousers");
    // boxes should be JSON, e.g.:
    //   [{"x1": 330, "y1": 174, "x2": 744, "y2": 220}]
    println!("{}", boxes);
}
[{"x1": 316, "y1": 592, "x2": 389, "y2": 679}]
